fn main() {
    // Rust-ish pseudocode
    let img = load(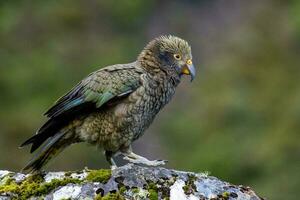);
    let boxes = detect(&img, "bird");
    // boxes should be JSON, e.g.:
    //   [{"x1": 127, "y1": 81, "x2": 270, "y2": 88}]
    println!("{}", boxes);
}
[{"x1": 20, "y1": 35, "x2": 196, "y2": 172}]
